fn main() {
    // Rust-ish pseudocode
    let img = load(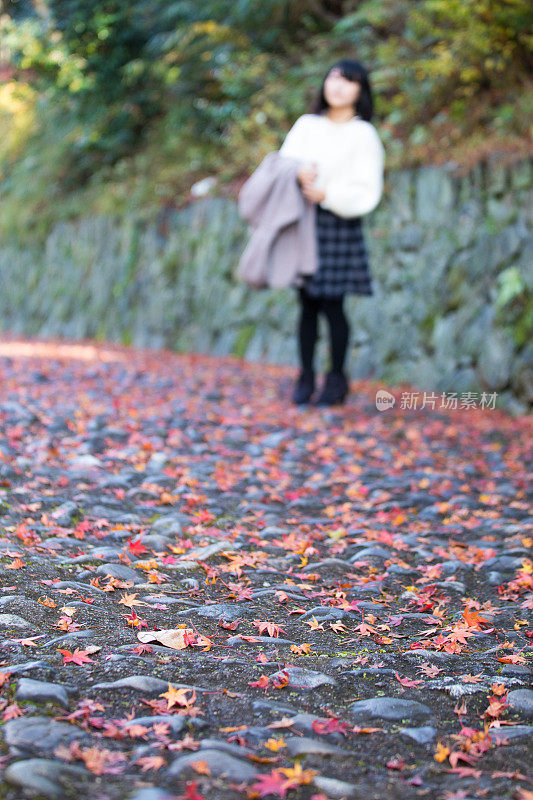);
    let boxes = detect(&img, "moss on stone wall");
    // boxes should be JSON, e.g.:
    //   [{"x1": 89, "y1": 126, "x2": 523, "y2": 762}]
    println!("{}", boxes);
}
[{"x1": 232, "y1": 324, "x2": 257, "y2": 359}]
